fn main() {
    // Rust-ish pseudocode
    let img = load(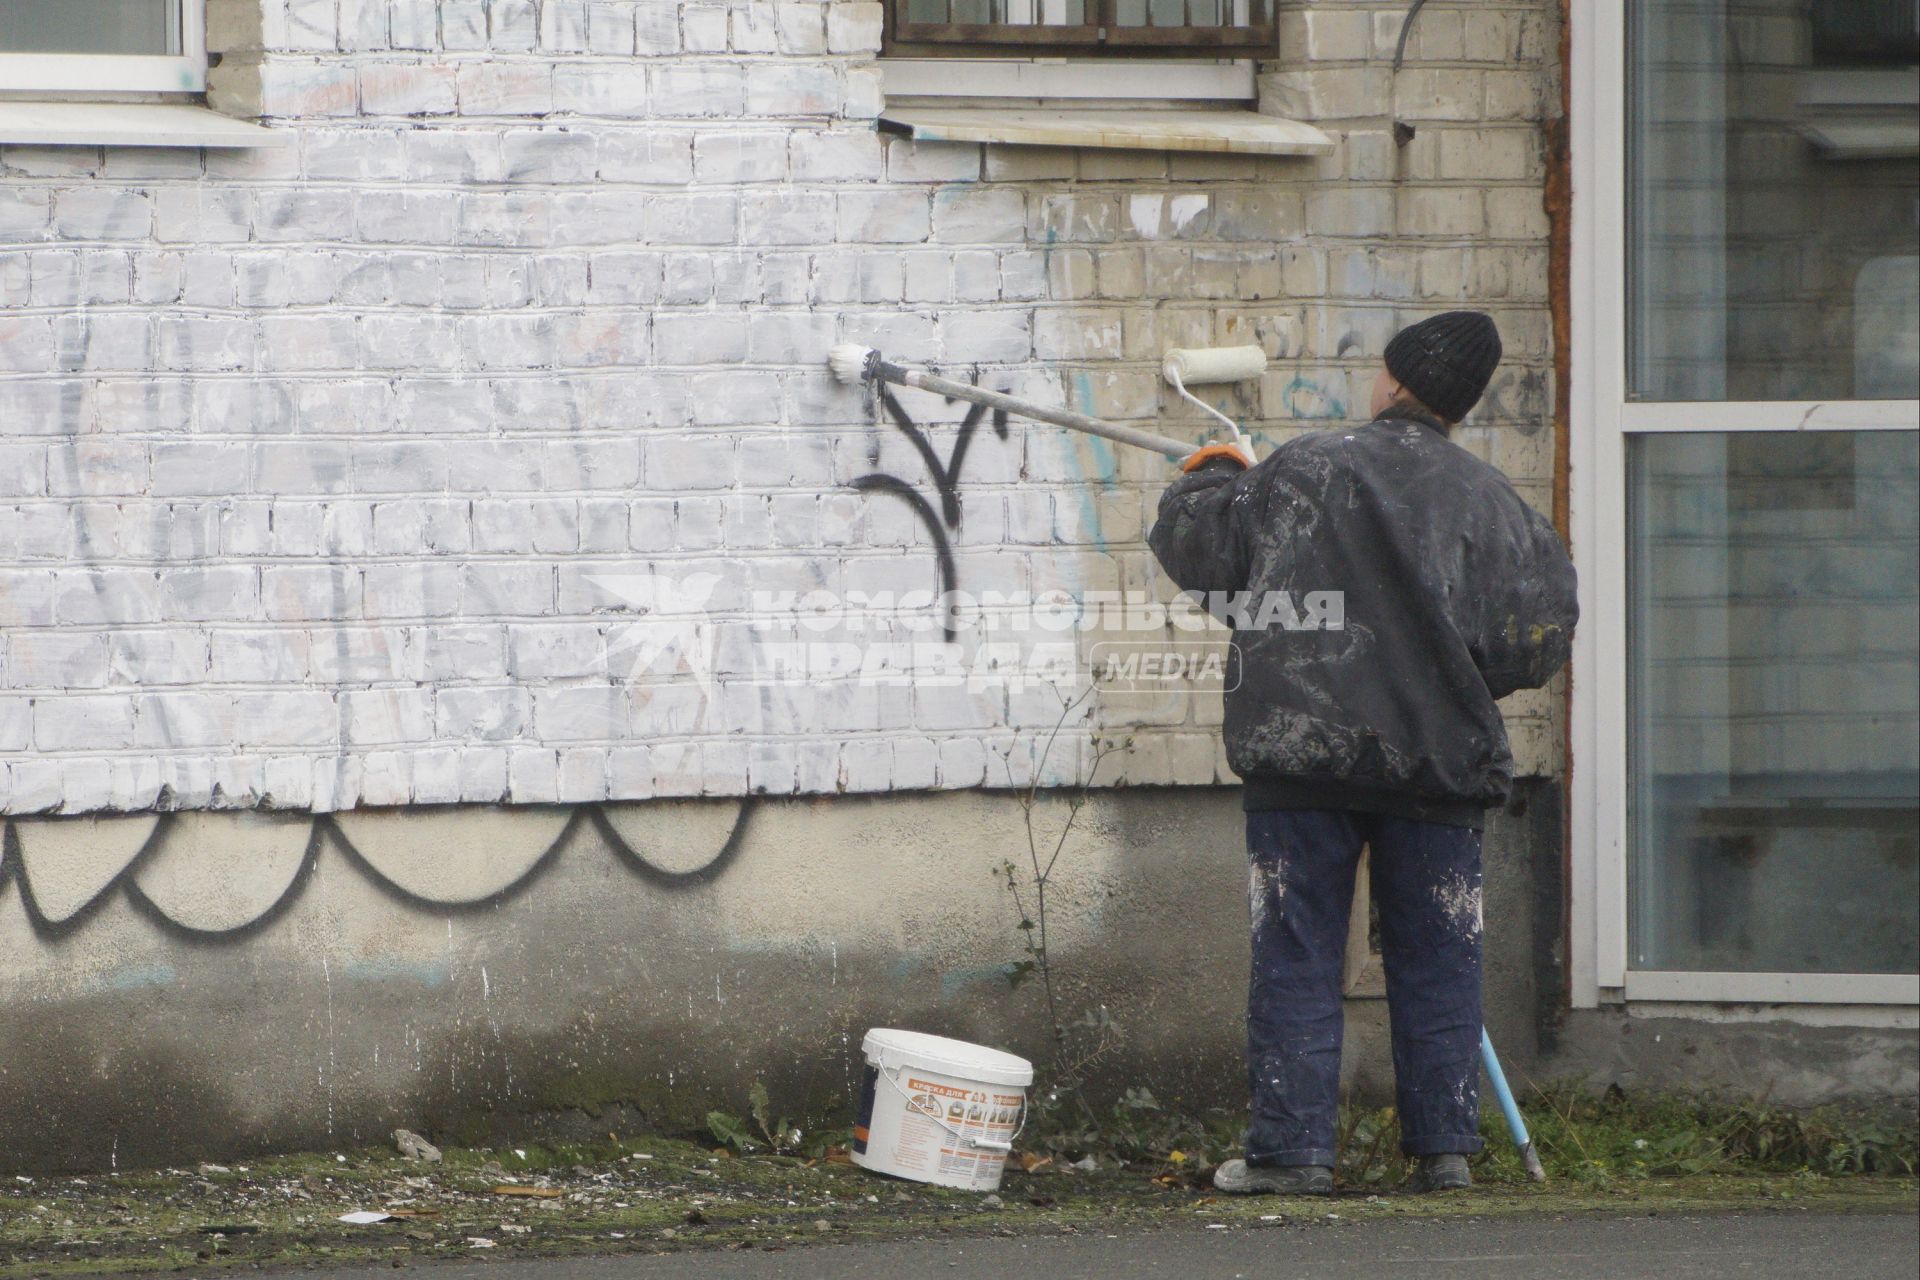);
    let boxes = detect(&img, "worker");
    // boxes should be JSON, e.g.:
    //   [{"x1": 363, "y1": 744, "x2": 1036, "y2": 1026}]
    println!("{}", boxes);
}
[{"x1": 1148, "y1": 311, "x2": 1578, "y2": 1195}]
